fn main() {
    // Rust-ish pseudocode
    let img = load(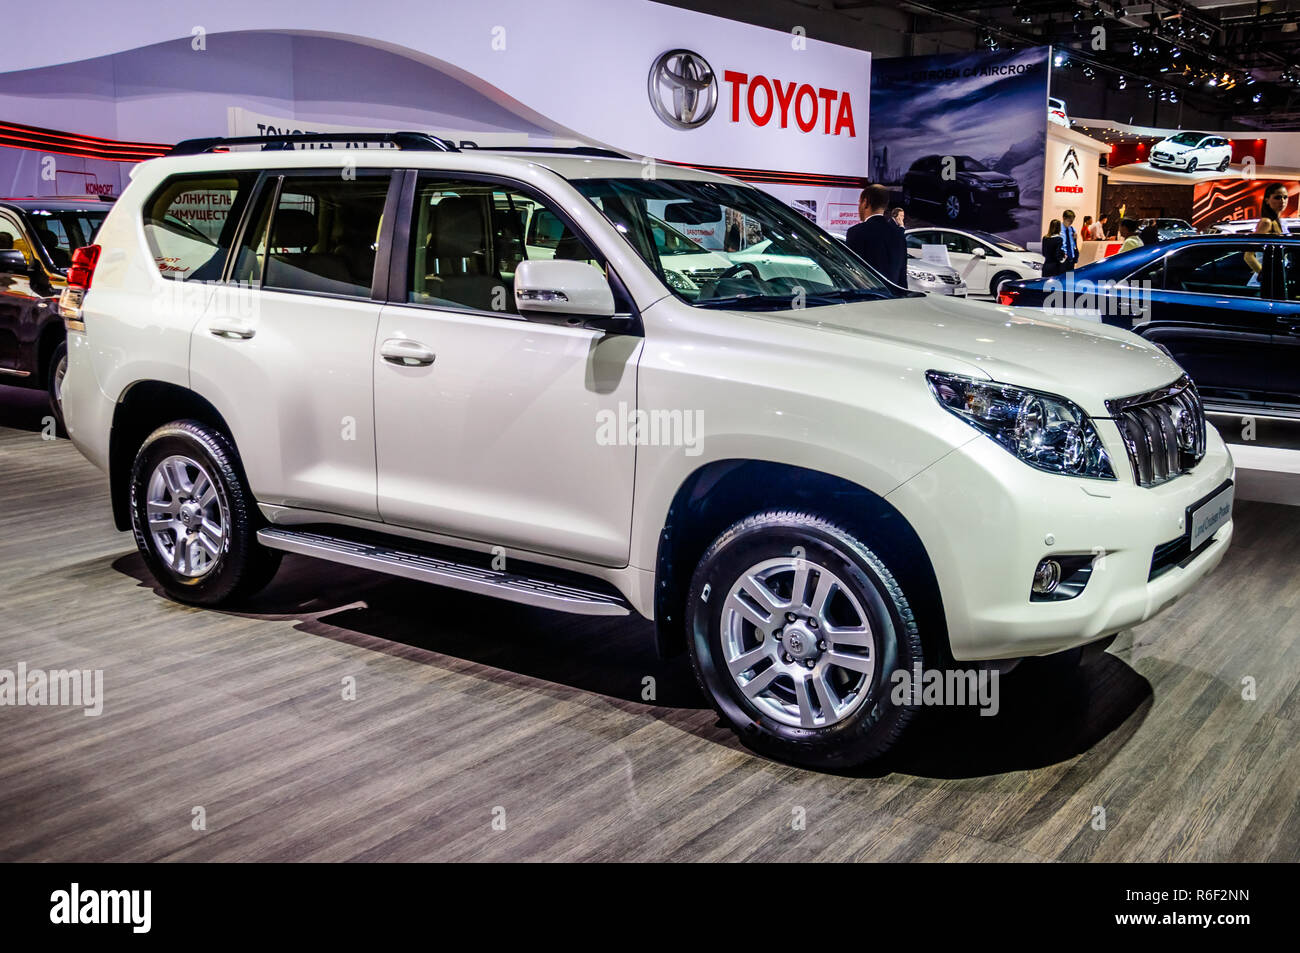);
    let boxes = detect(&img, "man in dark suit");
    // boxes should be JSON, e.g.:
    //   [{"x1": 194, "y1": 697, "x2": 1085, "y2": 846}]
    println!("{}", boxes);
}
[
  {"x1": 1060, "y1": 209, "x2": 1080, "y2": 272},
  {"x1": 846, "y1": 184, "x2": 907, "y2": 287}
]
